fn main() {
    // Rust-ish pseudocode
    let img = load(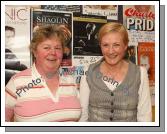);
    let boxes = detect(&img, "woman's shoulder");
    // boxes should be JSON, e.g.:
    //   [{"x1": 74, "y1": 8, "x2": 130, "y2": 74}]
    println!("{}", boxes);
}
[
  {"x1": 87, "y1": 58, "x2": 103, "y2": 71},
  {"x1": 128, "y1": 61, "x2": 148, "y2": 76},
  {"x1": 12, "y1": 68, "x2": 32, "y2": 79},
  {"x1": 128, "y1": 60, "x2": 140, "y2": 70}
]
